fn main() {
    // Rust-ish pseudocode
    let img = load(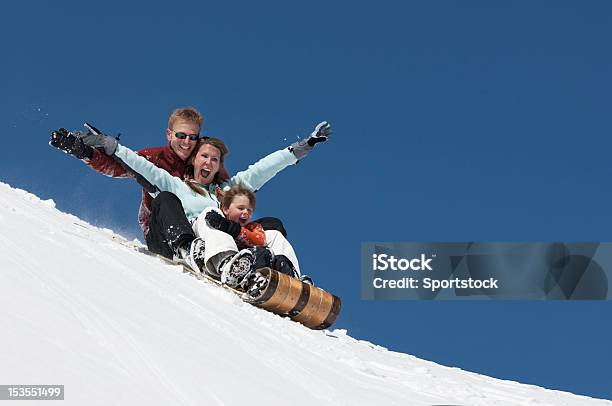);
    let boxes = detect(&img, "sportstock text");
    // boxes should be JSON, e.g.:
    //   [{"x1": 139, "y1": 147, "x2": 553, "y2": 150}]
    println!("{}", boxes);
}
[{"x1": 371, "y1": 254, "x2": 499, "y2": 292}]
